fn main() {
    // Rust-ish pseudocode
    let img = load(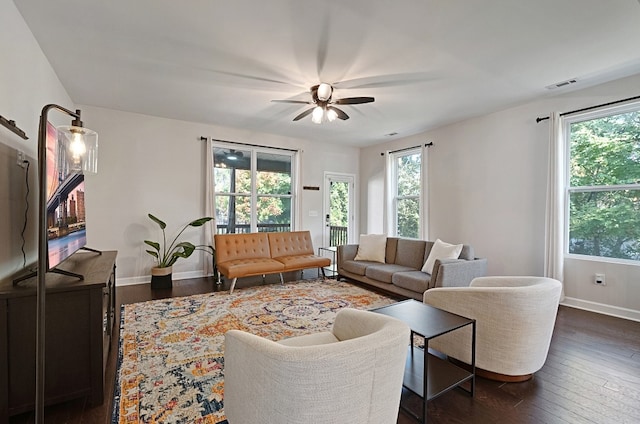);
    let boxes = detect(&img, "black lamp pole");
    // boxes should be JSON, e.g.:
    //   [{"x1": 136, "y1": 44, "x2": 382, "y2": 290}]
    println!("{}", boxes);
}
[{"x1": 35, "y1": 104, "x2": 85, "y2": 424}]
